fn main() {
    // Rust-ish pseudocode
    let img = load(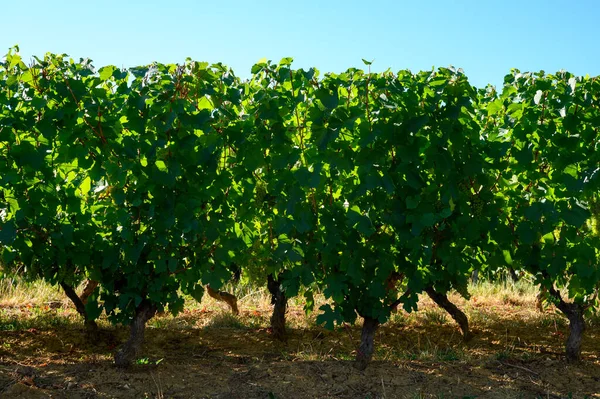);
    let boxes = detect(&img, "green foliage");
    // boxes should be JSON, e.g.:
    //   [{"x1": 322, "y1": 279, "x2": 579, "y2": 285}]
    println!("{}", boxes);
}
[
  {"x1": 1, "y1": 48, "x2": 598, "y2": 341},
  {"x1": 484, "y1": 70, "x2": 600, "y2": 309}
]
